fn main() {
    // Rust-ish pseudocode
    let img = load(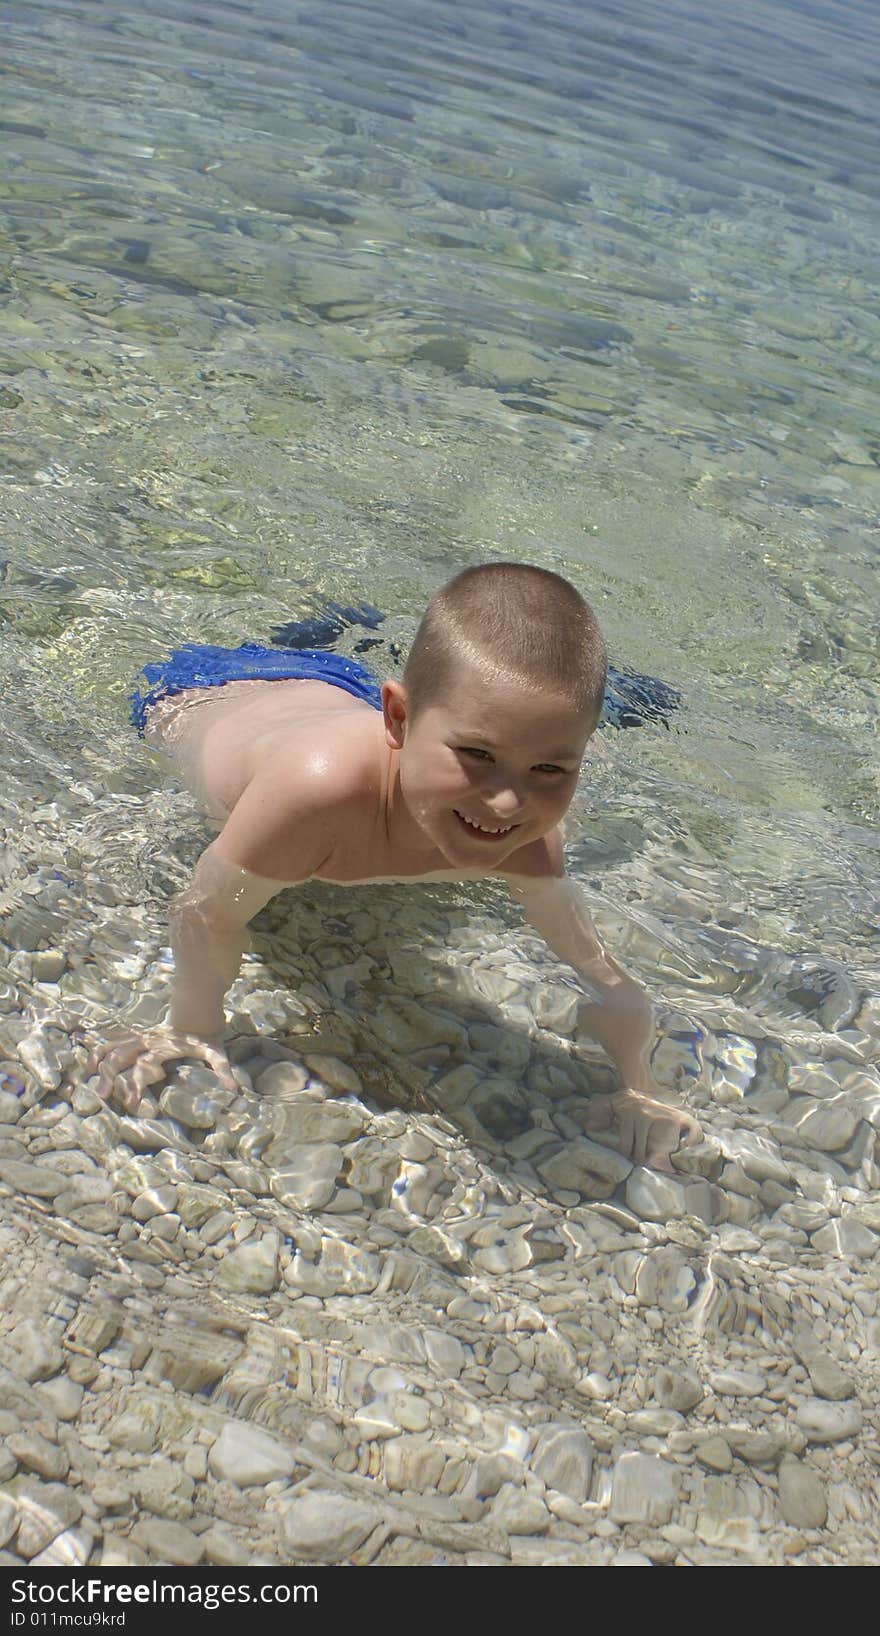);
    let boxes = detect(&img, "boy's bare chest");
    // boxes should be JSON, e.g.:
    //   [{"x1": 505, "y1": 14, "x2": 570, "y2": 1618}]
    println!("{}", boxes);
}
[{"x1": 313, "y1": 830, "x2": 467, "y2": 887}]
